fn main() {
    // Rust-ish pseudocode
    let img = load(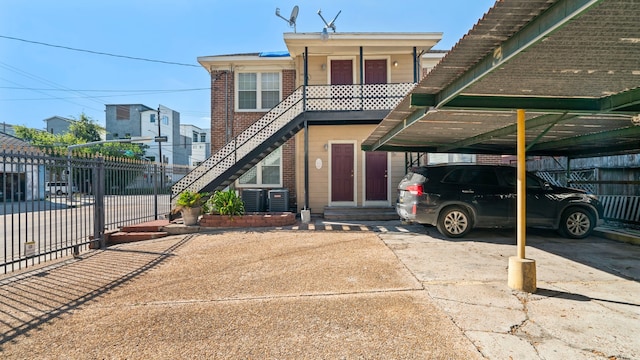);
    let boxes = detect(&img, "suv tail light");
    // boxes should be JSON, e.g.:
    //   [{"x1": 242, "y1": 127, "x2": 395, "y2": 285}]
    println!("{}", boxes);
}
[{"x1": 407, "y1": 184, "x2": 423, "y2": 196}]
